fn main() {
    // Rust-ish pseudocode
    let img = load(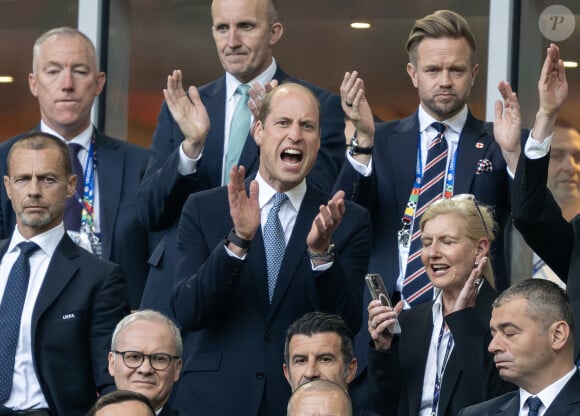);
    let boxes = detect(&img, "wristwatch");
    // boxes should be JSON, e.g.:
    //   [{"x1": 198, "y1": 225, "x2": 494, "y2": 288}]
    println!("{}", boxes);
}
[
  {"x1": 225, "y1": 228, "x2": 252, "y2": 250},
  {"x1": 348, "y1": 137, "x2": 373, "y2": 156},
  {"x1": 307, "y1": 244, "x2": 335, "y2": 262}
]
